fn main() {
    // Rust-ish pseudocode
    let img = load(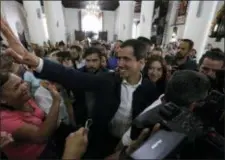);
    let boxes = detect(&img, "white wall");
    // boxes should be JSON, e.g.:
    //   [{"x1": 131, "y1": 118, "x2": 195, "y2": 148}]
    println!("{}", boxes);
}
[
  {"x1": 44, "y1": 1, "x2": 66, "y2": 43},
  {"x1": 63, "y1": 8, "x2": 80, "y2": 43},
  {"x1": 1, "y1": 1, "x2": 29, "y2": 42},
  {"x1": 103, "y1": 11, "x2": 115, "y2": 42},
  {"x1": 183, "y1": 1, "x2": 219, "y2": 61},
  {"x1": 114, "y1": 7, "x2": 120, "y2": 38}
]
